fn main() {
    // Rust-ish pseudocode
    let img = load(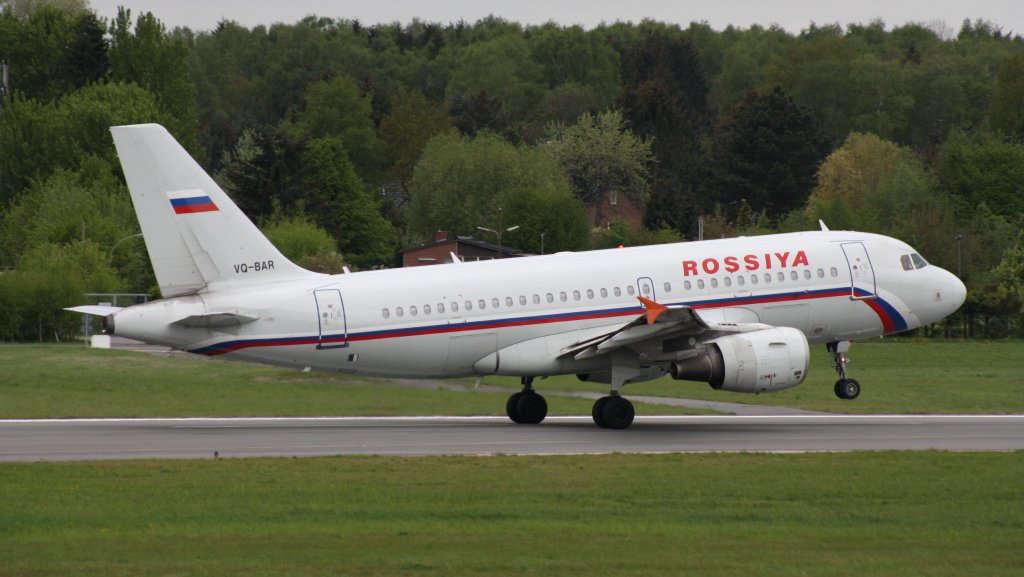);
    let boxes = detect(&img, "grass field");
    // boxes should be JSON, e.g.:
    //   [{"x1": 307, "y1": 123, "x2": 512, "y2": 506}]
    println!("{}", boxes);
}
[
  {"x1": 1, "y1": 341, "x2": 1022, "y2": 418},
  {"x1": 1, "y1": 452, "x2": 1022, "y2": 576},
  {"x1": 2, "y1": 344, "x2": 1022, "y2": 576},
  {"x1": 0, "y1": 345, "x2": 698, "y2": 419}
]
